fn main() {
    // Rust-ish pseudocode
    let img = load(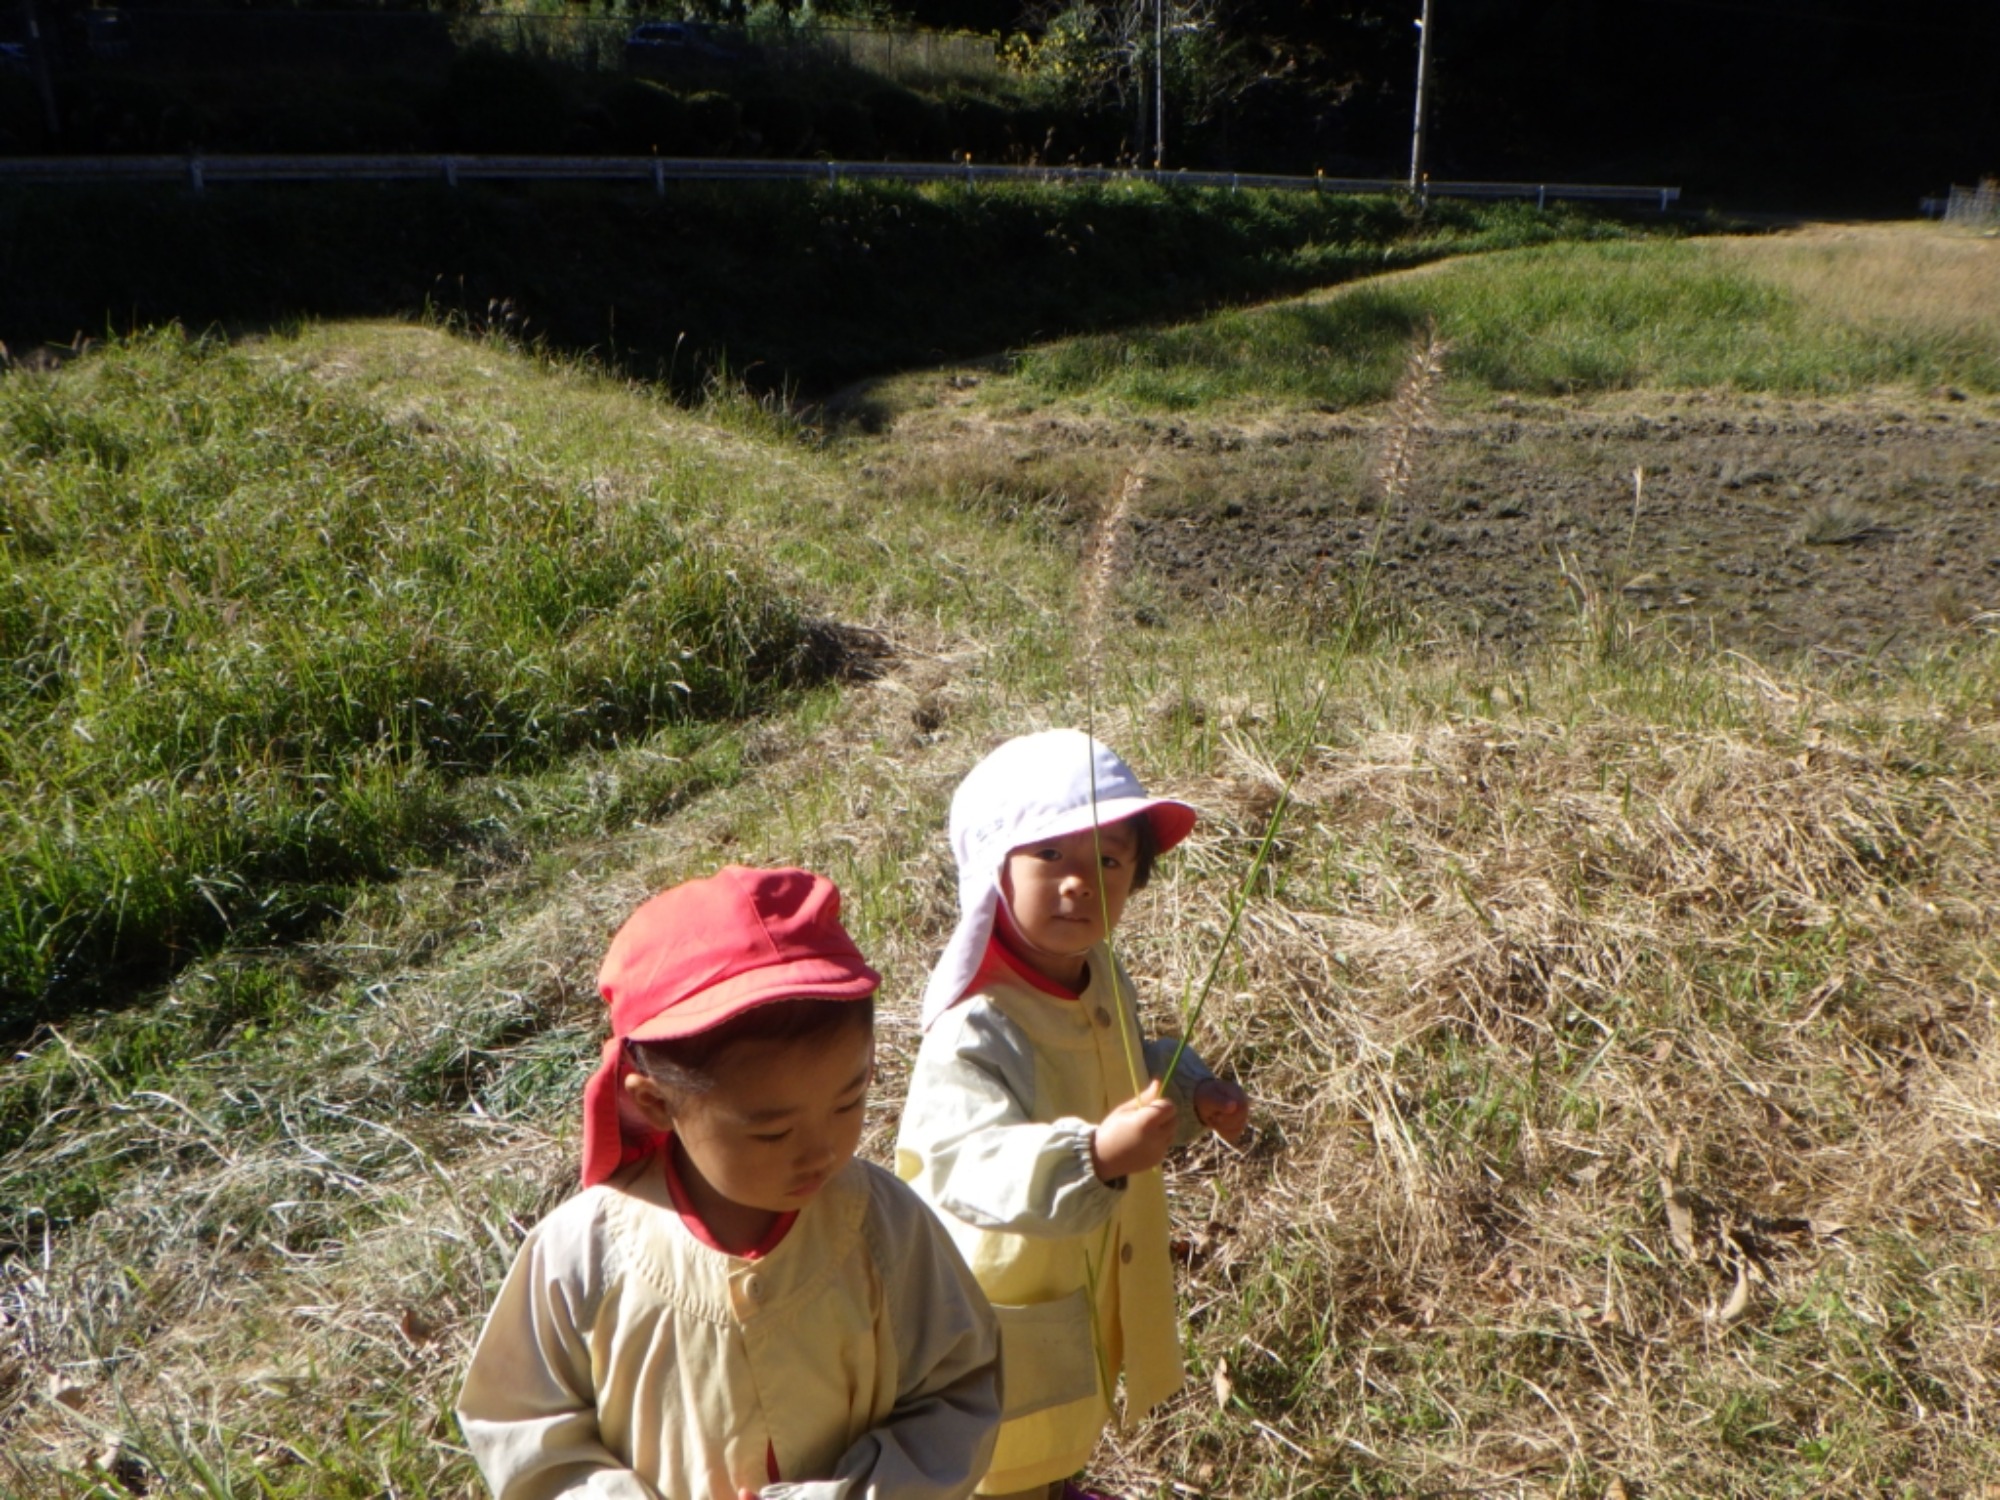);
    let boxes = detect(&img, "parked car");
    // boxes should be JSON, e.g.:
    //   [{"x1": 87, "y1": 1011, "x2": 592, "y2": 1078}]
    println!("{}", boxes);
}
[{"x1": 625, "y1": 21, "x2": 741, "y2": 71}]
